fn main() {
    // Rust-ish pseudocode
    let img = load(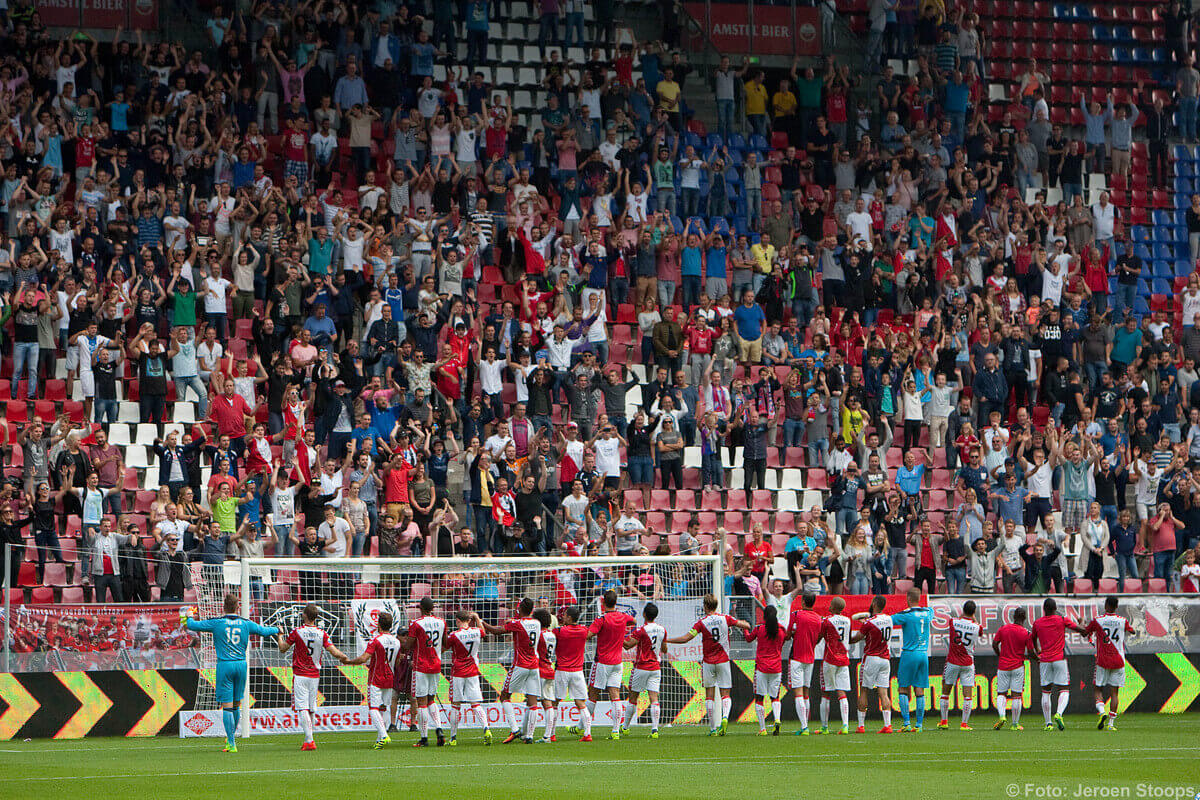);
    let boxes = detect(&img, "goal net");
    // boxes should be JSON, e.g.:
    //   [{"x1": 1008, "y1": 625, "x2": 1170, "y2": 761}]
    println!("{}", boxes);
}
[{"x1": 187, "y1": 555, "x2": 724, "y2": 737}]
